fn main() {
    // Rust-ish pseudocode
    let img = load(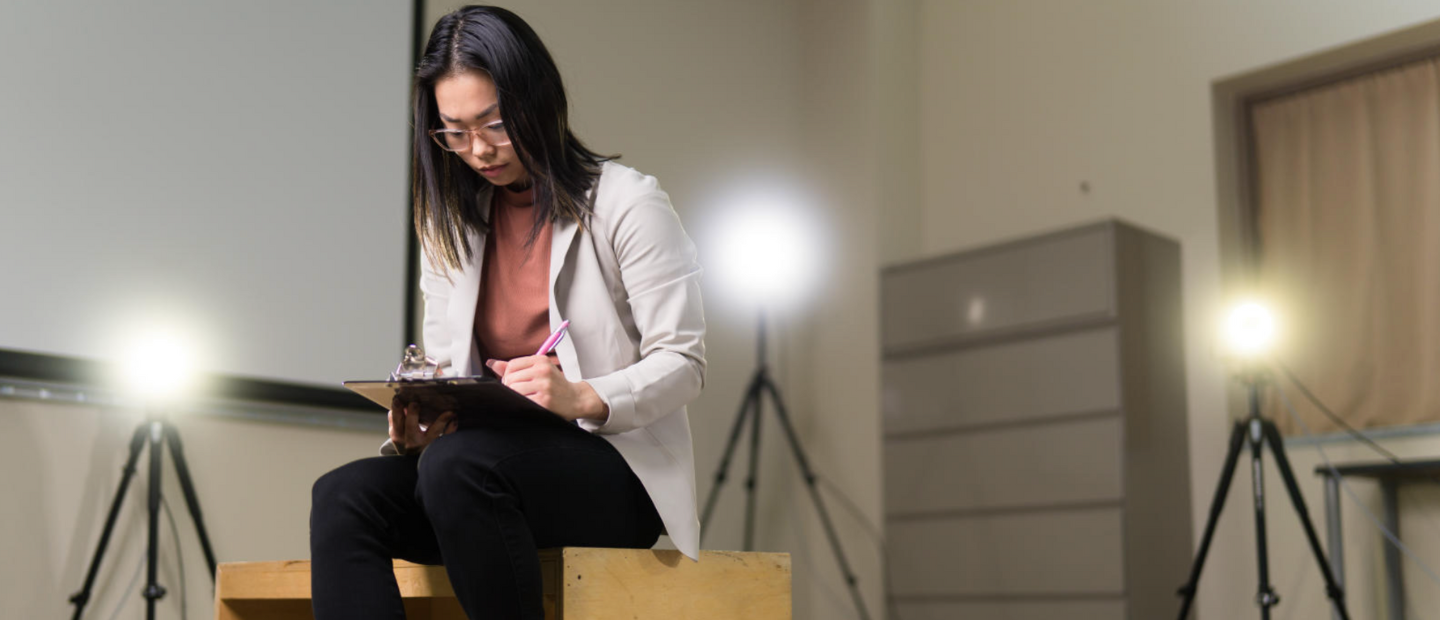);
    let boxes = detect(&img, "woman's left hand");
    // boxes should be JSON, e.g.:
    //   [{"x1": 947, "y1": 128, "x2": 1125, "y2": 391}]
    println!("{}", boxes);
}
[{"x1": 490, "y1": 355, "x2": 608, "y2": 422}]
